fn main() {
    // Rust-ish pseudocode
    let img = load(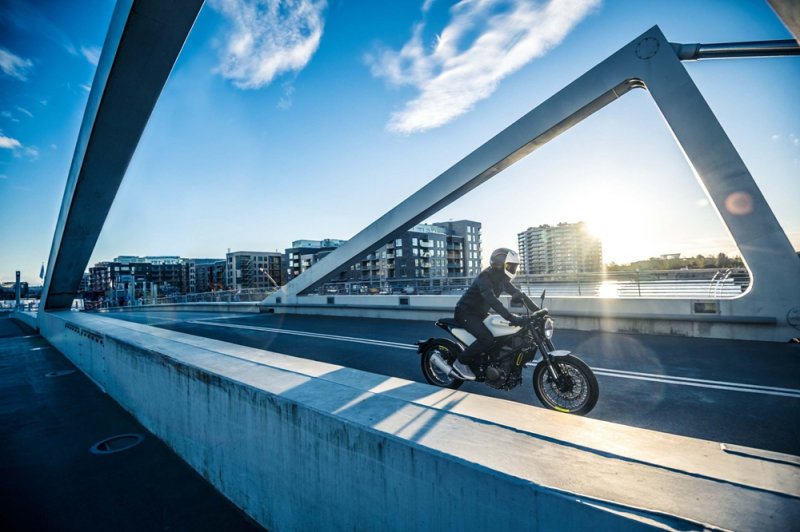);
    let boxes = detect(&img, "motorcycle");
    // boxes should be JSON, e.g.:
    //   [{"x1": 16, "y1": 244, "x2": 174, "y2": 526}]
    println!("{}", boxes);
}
[{"x1": 417, "y1": 292, "x2": 599, "y2": 415}]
